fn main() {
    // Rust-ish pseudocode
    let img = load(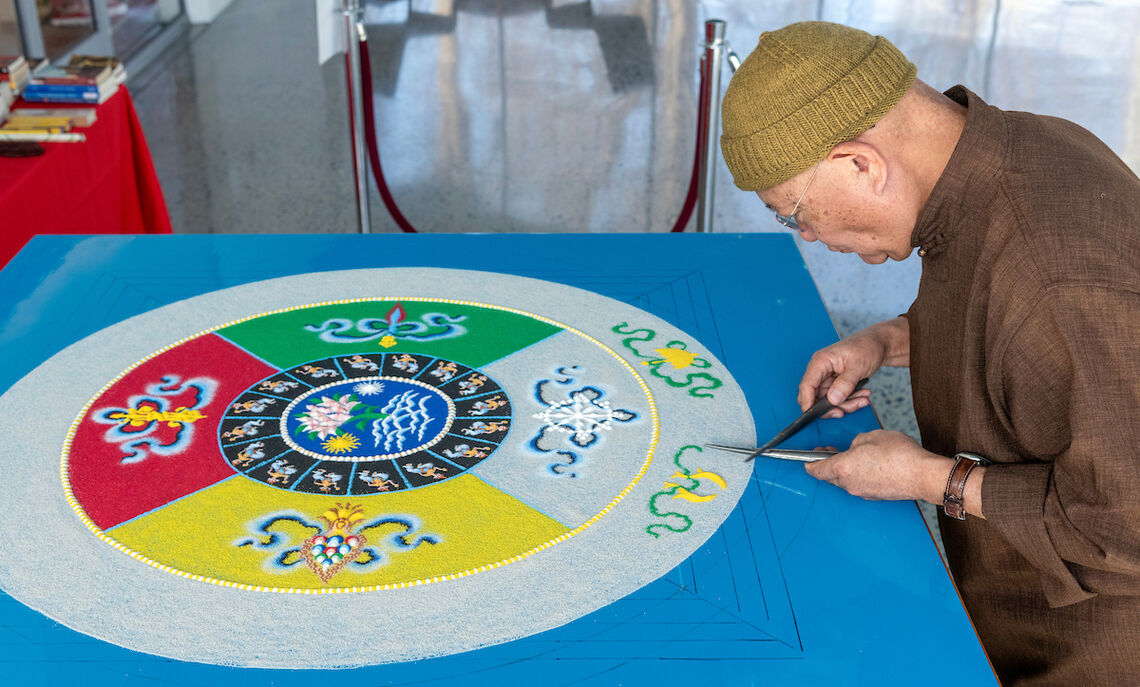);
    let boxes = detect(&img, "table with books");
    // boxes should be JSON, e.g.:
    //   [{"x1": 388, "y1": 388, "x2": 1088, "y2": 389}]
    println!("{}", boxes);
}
[{"x1": 0, "y1": 55, "x2": 171, "y2": 269}]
